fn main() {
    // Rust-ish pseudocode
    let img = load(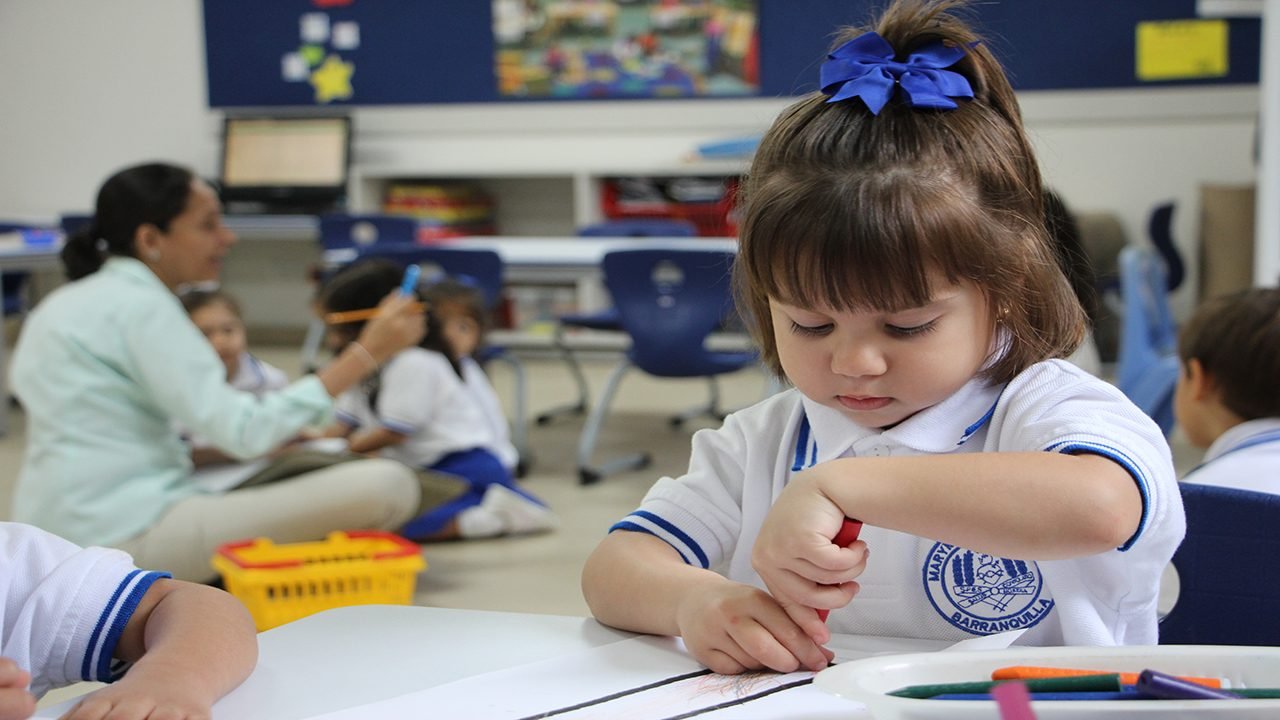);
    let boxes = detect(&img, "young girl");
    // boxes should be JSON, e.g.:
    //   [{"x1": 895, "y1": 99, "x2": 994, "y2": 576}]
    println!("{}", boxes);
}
[
  {"x1": 582, "y1": 0, "x2": 1183, "y2": 676},
  {"x1": 182, "y1": 289, "x2": 288, "y2": 395},
  {"x1": 179, "y1": 289, "x2": 290, "y2": 467},
  {"x1": 422, "y1": 278, "x2": 521, "y2": 474},
  {"x1": 319, "y1": 259, "x2": 556, "y2": 540}
]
